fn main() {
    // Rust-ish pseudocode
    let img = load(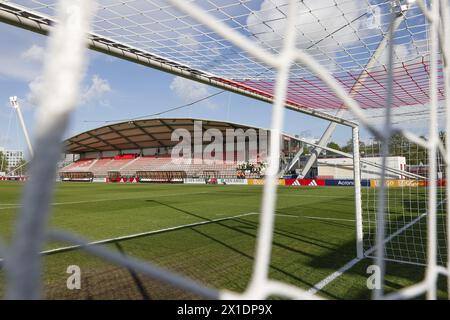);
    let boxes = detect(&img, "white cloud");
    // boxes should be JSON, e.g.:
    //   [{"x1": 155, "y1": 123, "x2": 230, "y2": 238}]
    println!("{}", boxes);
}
[
  {"x1": 21, "y1": 45, "x2": 45, "y2": 62},
  {"x1": 377, "y1": 43, "x2": 412, "y2": 66},
  {"x1": 26, "y1": 75, "x2": 45, "y2": 106},
  {"x1": 0, "y1": 25, "x2": 45, "y2": 82},
  {"x1": 26, "y1": 74, "x2": 112, "y2": 108},
  {"x1": 80, "y1": 75, "x2": 112, "y2": 106},
  {"x1": 247, "y1": 0, "x2": 364, "y2": 52},
  {"x1": 0, "y1": 55, "x2": 39, "y2": 82},
  {"x1": 178, "y1": 34, "x2": 200, "y2": 49},
  {"x1": 297, "y1": 130, "x2": 319, "y2": 145},
  {"x1": 0, "y1": 45, "x2": 44, "y2": 82},
  {"x1": 246, "y1": 0, "x2": 424, "y2": 72},
  {"x1": 170, "y1": 76, "x2": 216, "y2": 109}
]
